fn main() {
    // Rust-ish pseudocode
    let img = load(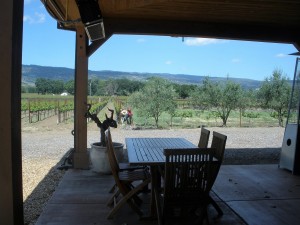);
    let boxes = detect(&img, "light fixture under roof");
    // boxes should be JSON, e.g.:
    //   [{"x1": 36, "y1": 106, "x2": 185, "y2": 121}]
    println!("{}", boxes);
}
[{"x1": 76, "y1": 0, "x2": 105, "y2": 41}]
